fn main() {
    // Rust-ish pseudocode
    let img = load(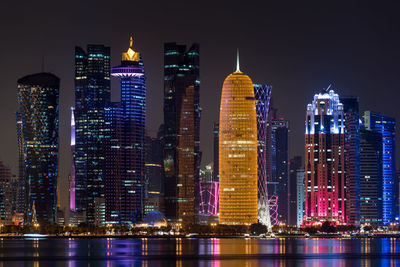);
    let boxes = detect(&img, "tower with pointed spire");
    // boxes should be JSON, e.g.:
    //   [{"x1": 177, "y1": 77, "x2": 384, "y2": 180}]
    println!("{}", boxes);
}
[
  {"x1": 104, "y1": 37, "x2": 146, "y2": 224},
  {"x1": 218, "y1": 52, "x2": 258, "y2": 225}
]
